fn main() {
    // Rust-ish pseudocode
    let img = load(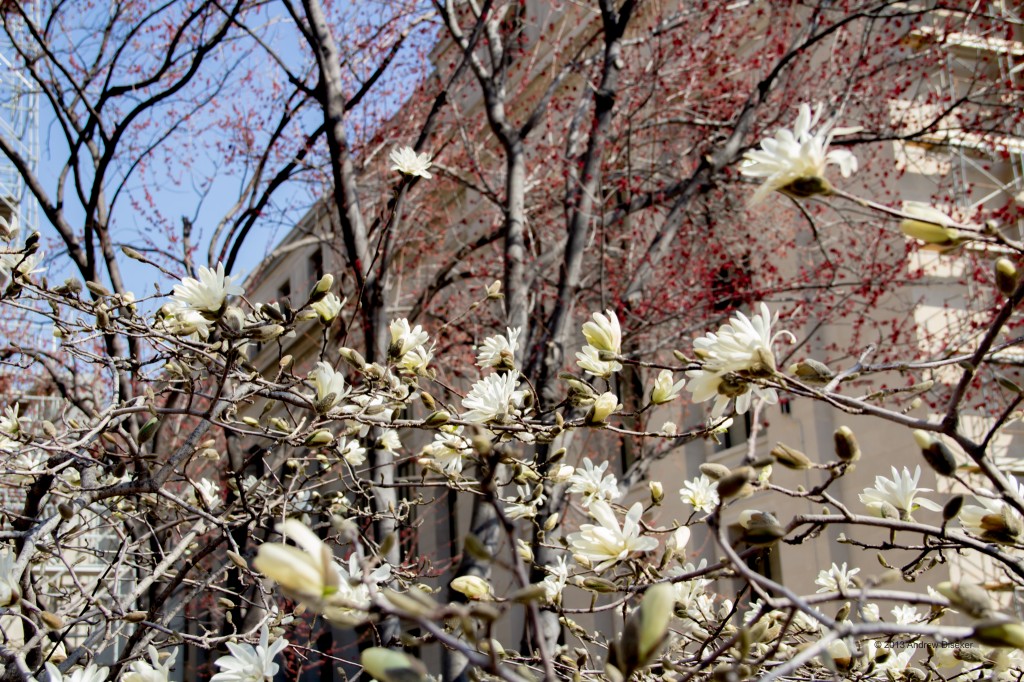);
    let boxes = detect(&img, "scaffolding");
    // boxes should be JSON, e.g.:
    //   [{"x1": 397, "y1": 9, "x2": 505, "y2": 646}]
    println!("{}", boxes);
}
[{"x1": 0, "y1": 10, "x2": 39, "y2": 236}]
